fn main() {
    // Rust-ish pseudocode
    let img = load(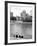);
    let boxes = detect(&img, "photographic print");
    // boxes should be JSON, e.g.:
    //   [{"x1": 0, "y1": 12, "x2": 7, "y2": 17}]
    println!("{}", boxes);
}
[
  {"x1": 5, "y1": 1, "x2": 36, "y2": 45},
  {"x1": 10, "y1": 5, "x2": 32, "y2": 40}
]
